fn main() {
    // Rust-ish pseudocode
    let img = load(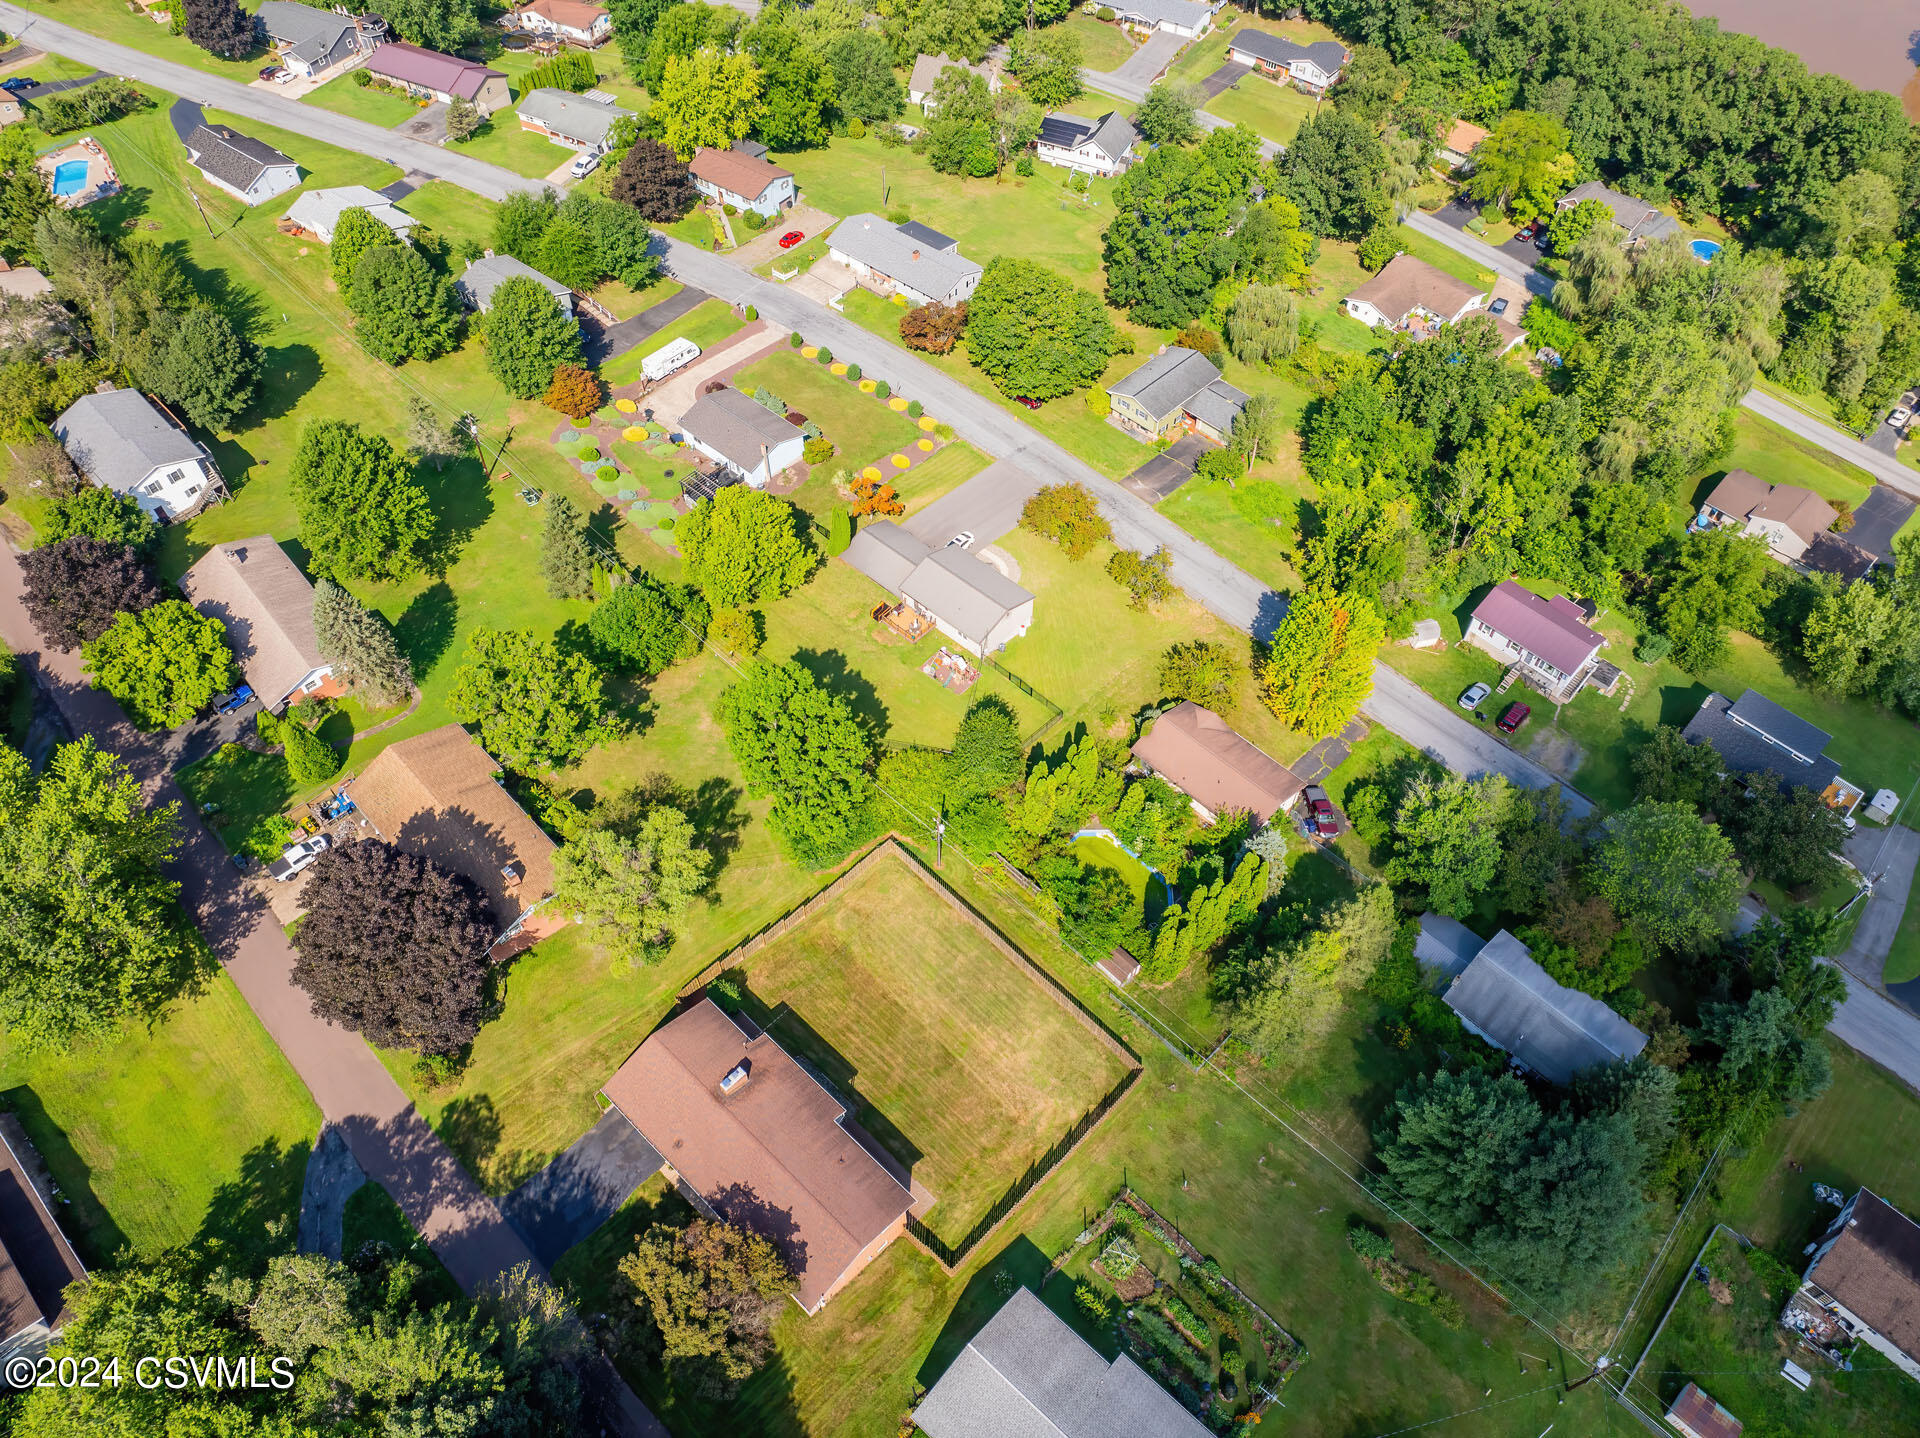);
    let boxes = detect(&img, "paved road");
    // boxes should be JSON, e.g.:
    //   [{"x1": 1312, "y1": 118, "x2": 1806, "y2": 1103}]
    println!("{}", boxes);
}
[
  {"x1": 0, "y1": 2, "x2": 543, "y2": 201},
  {"x1": 1829, "y1": 971, "x2": 1920, "y2": 1093},
  {"x1": 1402, "y1": 209, "x2": 1553, "y2": 296},
  {"x1": 1839, "y1": 822, "x2": 1920, "y2": 988}
]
